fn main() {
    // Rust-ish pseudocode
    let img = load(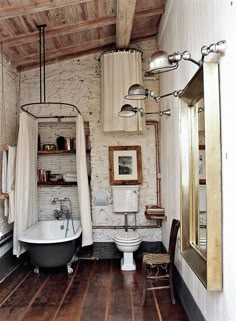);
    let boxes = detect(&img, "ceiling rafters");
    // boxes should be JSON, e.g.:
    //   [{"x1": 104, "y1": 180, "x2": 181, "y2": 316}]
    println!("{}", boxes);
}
[
  {"x1": 0, "y1": 0, "x2": 166, "y2": 70},
  {"x1": 3, "y1": 16, "x2": 116, "y2": 47},
  {"x1": 0, "y1": 0, "x2": 92, "y2": 20},
  {"x1": 14, "y1": 36, "x2": 117, "y2": 67},
  {"x1": 2, "y1": 7, "x2": 163, "y2": 48},
  {"x1": 15, "y1": 30, "x2": 157, "y2": 70},
  {"x1": 116, "y1": 0, "x2": 136, "y2": 48}
]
